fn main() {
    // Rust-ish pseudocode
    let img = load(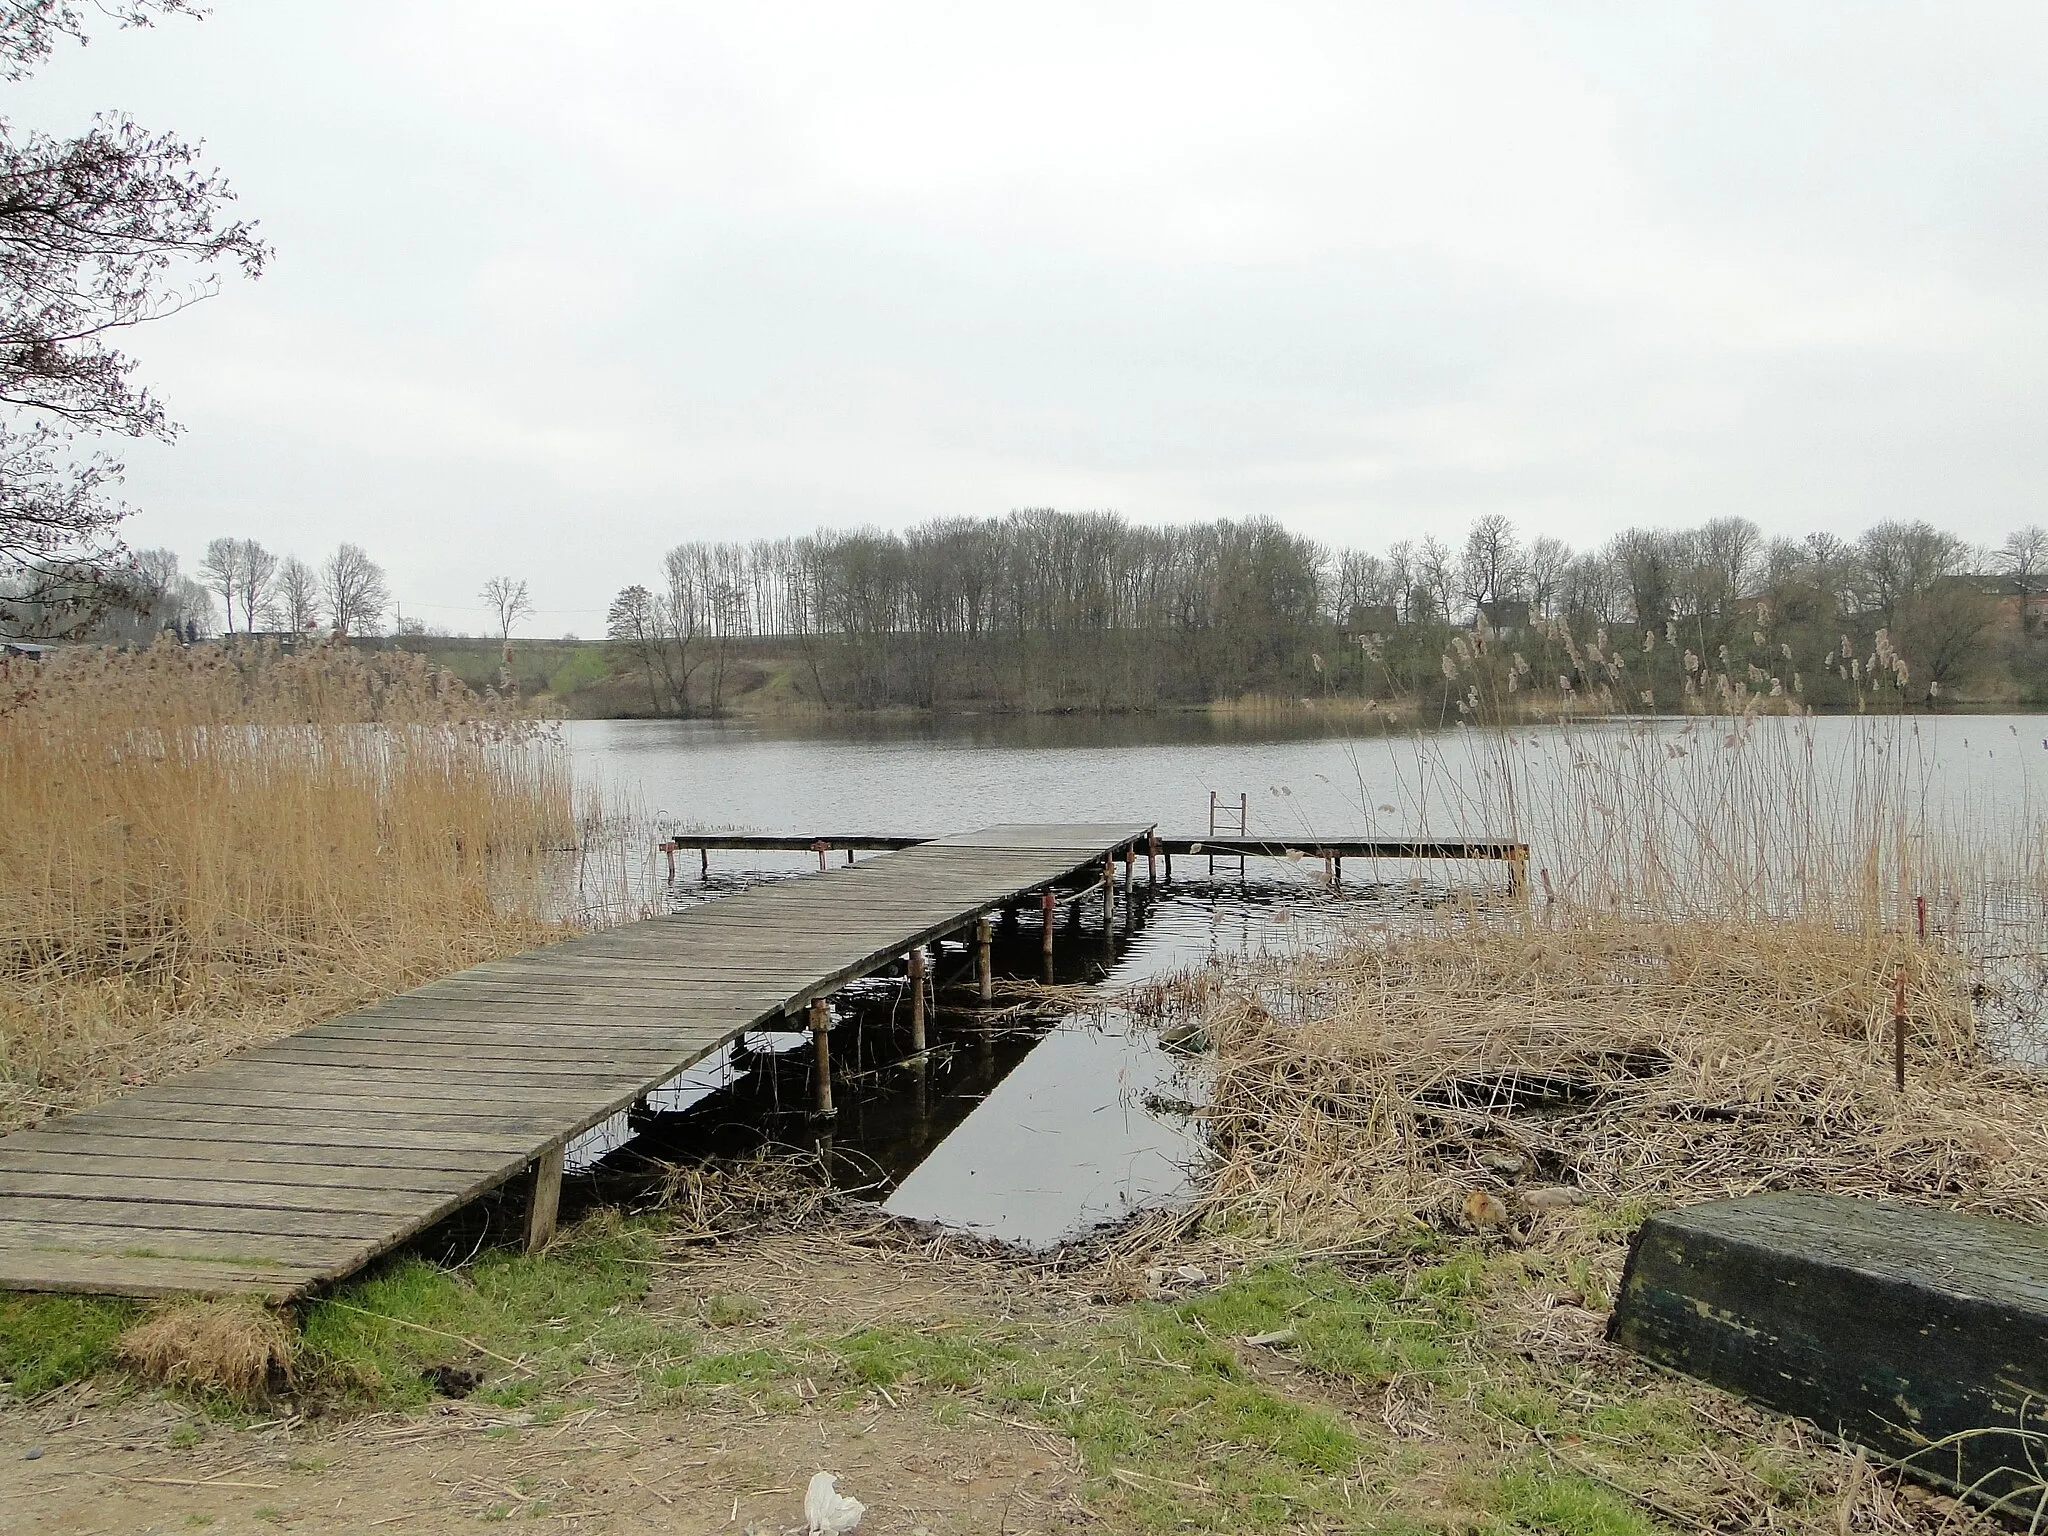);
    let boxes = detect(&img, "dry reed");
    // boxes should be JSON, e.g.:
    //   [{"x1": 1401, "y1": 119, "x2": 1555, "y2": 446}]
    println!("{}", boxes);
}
[
  {"x1": 1194, "y1": 914, "x2": 2048, "y2": 1247},
  {"x1": 0, "y1": 638, "x2": 581, "y2": 1132},
  {"x1": 116, "y1": 1299, "x2": 297, "y2": 1401}
]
